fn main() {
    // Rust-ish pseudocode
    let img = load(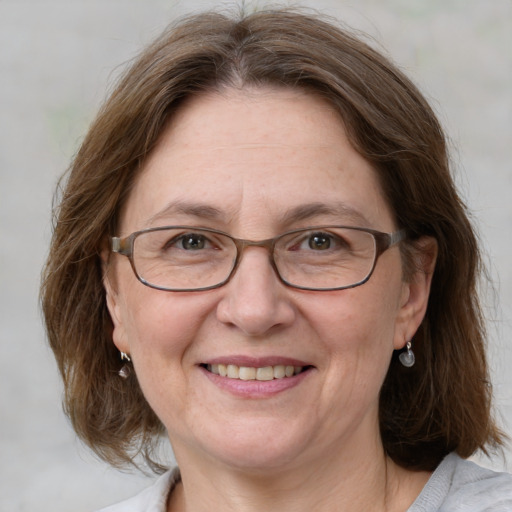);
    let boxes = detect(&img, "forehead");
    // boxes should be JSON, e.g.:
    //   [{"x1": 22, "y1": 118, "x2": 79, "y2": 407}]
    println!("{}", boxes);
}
[
  {"x1": 120, "y1": 87, "x2": 394, "y2": 235},
  {"x1": 164, "y1": 86, "x2": 340, "y2": 147}
]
